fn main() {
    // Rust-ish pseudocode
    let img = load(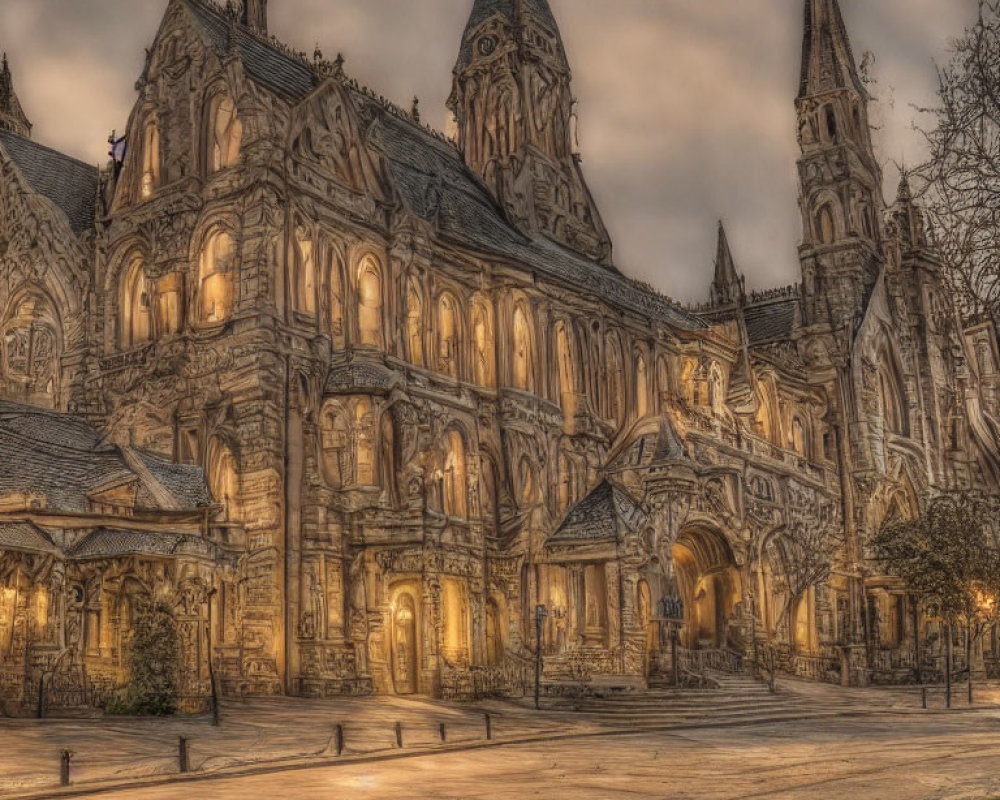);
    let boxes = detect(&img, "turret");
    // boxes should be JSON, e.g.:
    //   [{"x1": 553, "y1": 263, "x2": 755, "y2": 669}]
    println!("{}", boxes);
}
[
  {"x1": 710, "y1": 221, "x2": 745, "y2": 308},
  {"x1": 448, "y1": 0, "x2": 612, "y2": 265},
  {"x1": 0, "y1": 53, "x2": 32, "y2": 139}
]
